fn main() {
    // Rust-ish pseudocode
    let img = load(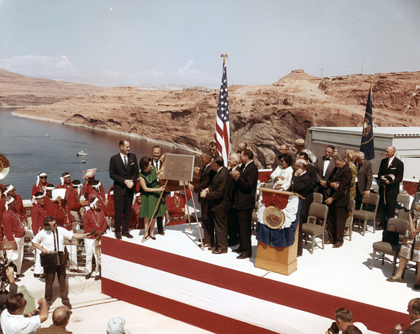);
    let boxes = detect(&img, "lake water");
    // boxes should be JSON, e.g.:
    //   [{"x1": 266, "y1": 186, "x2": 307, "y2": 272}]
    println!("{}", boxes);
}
[{"x1": 0, "y1": 108, "x2": 194, "y2": 199}]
